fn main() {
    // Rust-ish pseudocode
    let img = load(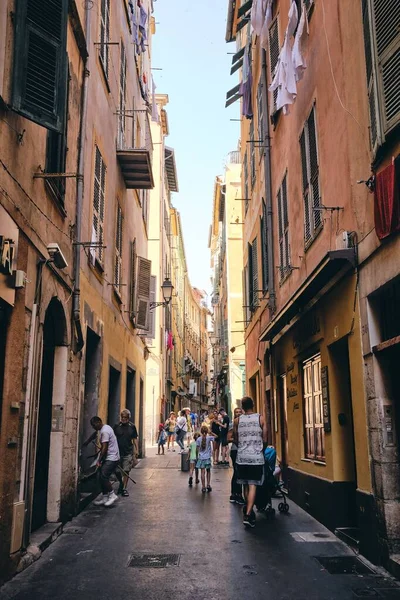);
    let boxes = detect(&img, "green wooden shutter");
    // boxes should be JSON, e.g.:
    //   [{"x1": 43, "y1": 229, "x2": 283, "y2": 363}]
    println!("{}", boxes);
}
[
  {"x1": 362, "y1": 0, "x2": 380, "y2": 149},
  {"x1": 282, "y1": 174, "x2": 290, "y2": 270},
  {"x1": 261, "y1": 200, "x2": 269, "y2": 292},
  {"x1": 374, "y1": 0, "x2": 400, "y2": 134},
  {"x1": 12, "y1": 0, "x2": 68, "y2": 132},
  {"x1": 136, "y1": 256, "x2": 151, "y2": 330},
  {"x1": 308, "y1": 108, "x2": 321, "y2": 230},
  {"x1": 300, "y1": 130, "x2": 312, "y2": 244},
  {"x1": 252, "y1": 238, "x2": 259, "y2": 309},
  {"x1": 129, "y1": 239, "x2": 137, "y2": 324}
]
